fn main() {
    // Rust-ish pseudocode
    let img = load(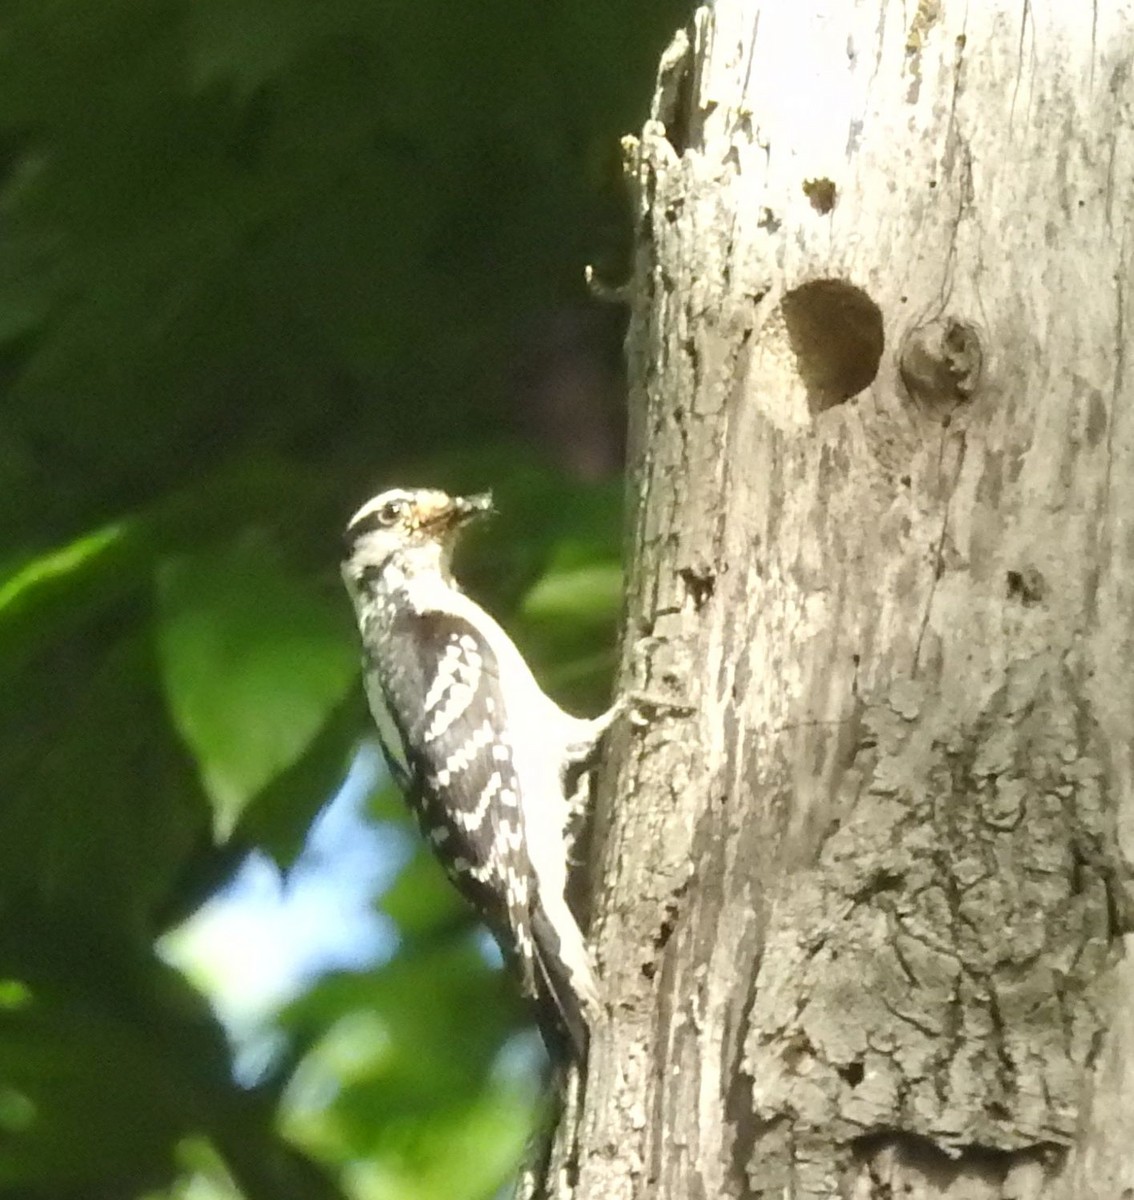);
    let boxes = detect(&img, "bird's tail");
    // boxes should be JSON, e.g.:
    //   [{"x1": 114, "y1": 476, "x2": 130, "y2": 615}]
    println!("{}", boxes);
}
[{"x1": 529, "y1": 897, "x2": 598, "y2": 1063}]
